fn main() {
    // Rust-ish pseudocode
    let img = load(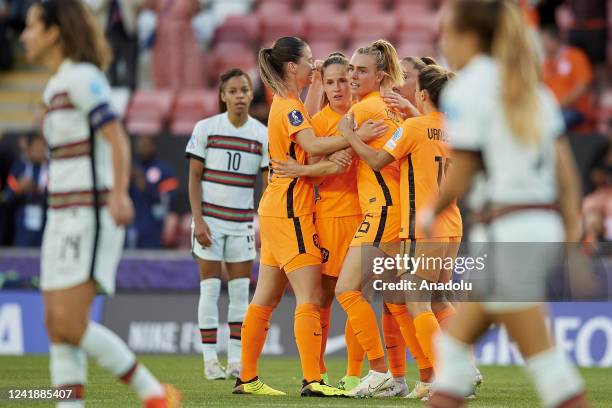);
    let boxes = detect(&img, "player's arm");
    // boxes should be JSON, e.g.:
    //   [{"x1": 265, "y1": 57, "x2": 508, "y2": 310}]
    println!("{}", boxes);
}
[
  {"x1": 100, "y1": 121, "x2": 134, "y2": 226},
  {"x1": 187, "y1": 157, "x2": 212, "y2": 247},
  {"x1": 261, "y1": 168, "x2": 269, "y2": 191},
  {"x1": 304, "y1": 60, "x2": 324, "y2": 116},
  {"x1": 272, "y1": 150, "x2": 351, "y2": 178},
  {"x1": 338, "y1": 112, "x2": 394, "y2": 171},
  {"x1": 555, "y1": 137, "x2": 582, "y2": 242},
  {"x1": 295, "y1": 120, "x2": 386, "y2": 157},
  {"x1": 431, "y1": 150, "x2": 482, "y2": 217}
]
